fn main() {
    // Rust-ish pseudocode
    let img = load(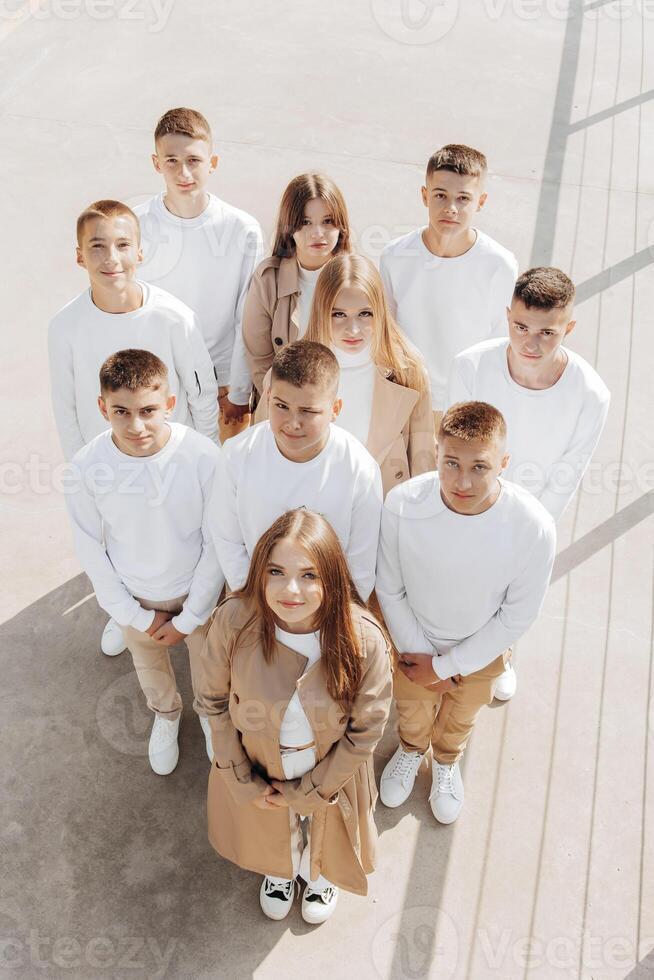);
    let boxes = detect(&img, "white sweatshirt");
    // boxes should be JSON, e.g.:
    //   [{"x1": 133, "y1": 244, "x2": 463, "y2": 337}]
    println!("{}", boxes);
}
[
  {"x1": 65, "y1": 424, "x2": 224, "y2": 635},
  {"x1": 376, "y1": 472, "x2": 556, "y2": 677},
  {"x1": 379, "y1": 228, "x2": 518, "y2": 410},
  {"x1": 332, "y1": 344, "x2": 376, "y2": 445},
  {"x1": 134, "y1": 194, "x2": 264, "y2": 404},
  {"x1": 296, "y1": 263, "x2": 322, "y2": 337},
  {"x1": 48, "y1": 282, "x2": 219, "y2": 461},
  {"x1": 209, "y1": 421, "x2": 383, "y2": 600},
  {"x1": 446, "y1": 338, "x2": 610, "y2": 521}
]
